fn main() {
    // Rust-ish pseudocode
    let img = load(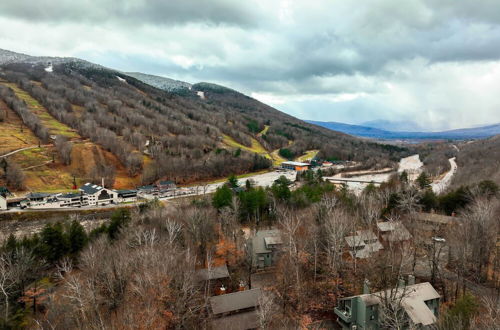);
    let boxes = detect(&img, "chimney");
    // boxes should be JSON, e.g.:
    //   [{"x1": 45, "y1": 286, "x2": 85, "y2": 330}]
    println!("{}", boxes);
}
[
  {"x1": 363, "y1": 279, "x2": 370, "y2": 294},
  {"x1": 398, "y1": 277, "x2": 406, "y2": 288},
  {"x1": 219, "y1": 285, "x2": 226, "y2": 295},
  {"x1": 408, "y1": 275, "x2": 415, "y2": 286},
  {"x1": 238, "y1": 281, "x2": 245, "y2": 292},
  {"x1": 101, "y1": 177, "x2": 105, "y2": 189}
]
